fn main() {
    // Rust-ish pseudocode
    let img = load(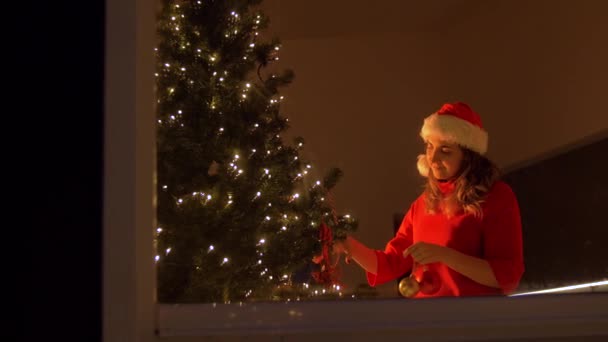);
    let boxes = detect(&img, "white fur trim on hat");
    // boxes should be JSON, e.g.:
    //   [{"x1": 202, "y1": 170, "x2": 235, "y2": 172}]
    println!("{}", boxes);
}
[
  {"x1": 417, "y1": 154, "x2": 429, "y2": 177},
  {"x1": 420, "y1": 113, "x2": 488, "y2": 155}
]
